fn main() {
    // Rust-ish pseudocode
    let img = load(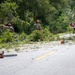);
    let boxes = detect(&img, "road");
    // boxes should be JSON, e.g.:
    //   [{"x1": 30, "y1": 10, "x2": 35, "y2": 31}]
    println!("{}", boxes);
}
[{"x1": 0, "y1": 43, "x2": 75, "y2": 75}]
